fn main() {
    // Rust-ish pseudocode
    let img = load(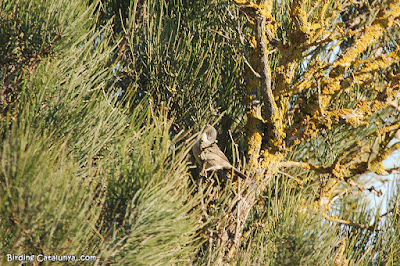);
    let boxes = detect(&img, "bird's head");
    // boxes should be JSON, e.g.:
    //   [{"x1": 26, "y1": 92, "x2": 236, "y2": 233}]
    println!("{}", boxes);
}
[{"x1": 201, "y1": 125, "x2": 217, "y2": 147}]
